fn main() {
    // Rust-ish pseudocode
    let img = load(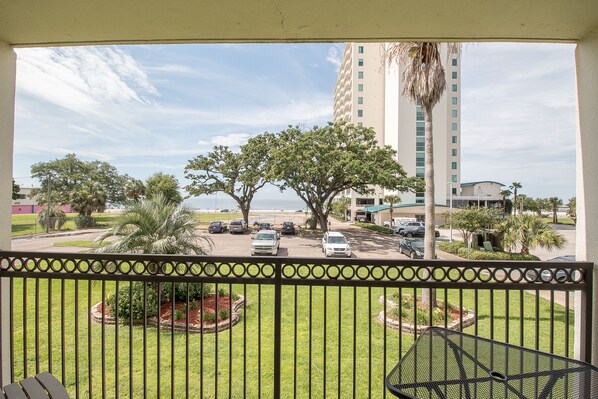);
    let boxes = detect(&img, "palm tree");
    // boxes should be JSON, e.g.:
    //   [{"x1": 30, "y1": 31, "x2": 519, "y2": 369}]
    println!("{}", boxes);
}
[
  {"x1": 70, "y1": 181, "x2": 107, "y2": 216},
  {"x1": 548, "y1": 197, "x2": 563, "y2": 223},
  {"x1": 94, "y1": 194, "x2": 212, "y2": 255},
  {"x1": 384, "y1": 194, "x2": 401, "y2": 227},
  {"x1": 386, "y1": 42, "x2": 457, "y2": 307},
  {"x1": 37, "y1": 207, "x2": 67, "y2": 232},
  {"x1": 124, "y1": 178, "x2": 146, "y2": 202},
  {"x1": 509, "y1": 182, "x2": 522, "y2": 214},
  {"x1": 499, "y1": 189, "x2": 512, "y2": 214},
  {"x1": 498, "y1": 214, "x2": 565, "y2": 255}
]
